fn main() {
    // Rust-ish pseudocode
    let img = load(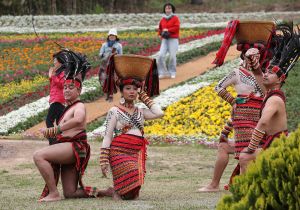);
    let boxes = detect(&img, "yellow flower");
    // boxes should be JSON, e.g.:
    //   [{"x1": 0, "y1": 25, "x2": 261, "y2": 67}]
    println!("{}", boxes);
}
[{"x1": 145, "y1": 83, "x2": 236, "y2": 138}]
